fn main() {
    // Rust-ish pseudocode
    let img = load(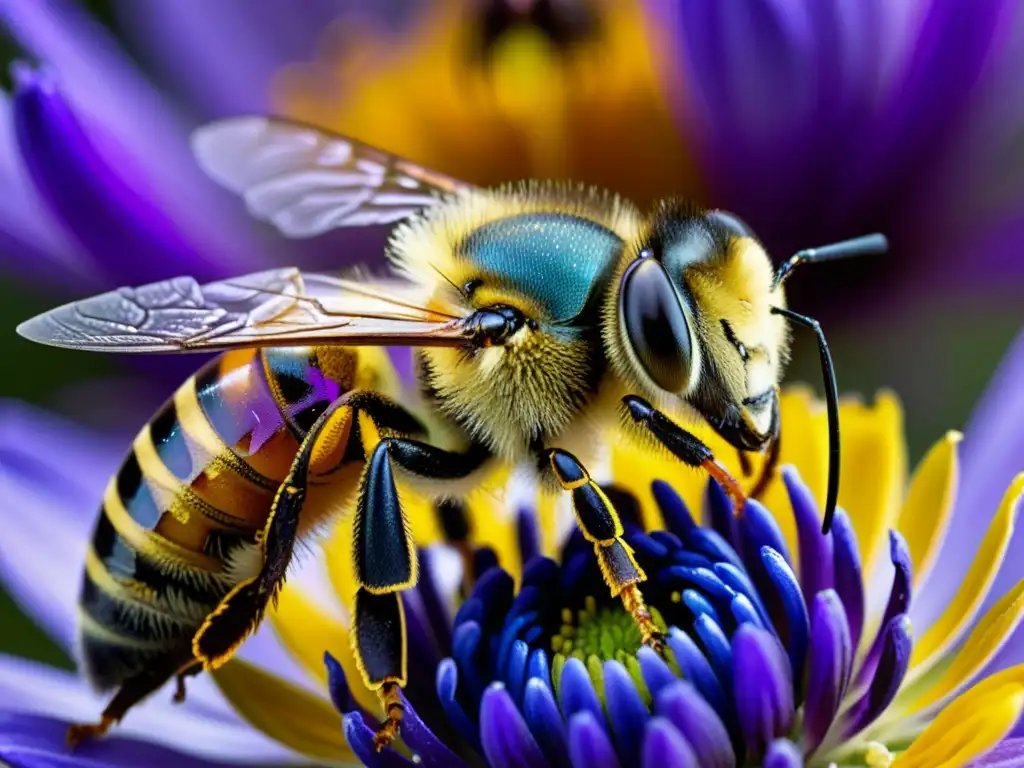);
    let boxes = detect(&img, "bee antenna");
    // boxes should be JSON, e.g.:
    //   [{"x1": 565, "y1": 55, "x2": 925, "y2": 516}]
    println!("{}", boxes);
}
[
  {"x1": 773, "y1": 233, "x2": 888, "y2": 289},
  {"x1": 770, "y1": 306, "x2": 840, "y2": 534}
]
